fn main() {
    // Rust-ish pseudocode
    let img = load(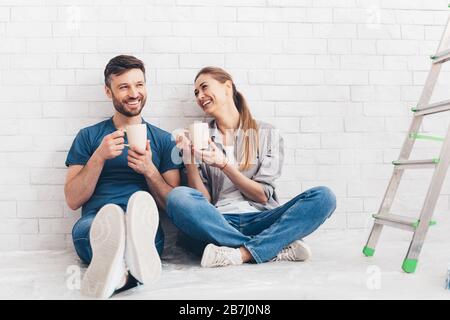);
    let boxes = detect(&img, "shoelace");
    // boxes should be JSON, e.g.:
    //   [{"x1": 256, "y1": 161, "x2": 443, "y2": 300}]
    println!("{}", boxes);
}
[
  {"x1": 212, "y1": 248, "x2": 235, "y2": 266},
  {"x1": 275, "y1": 245, "x2": 297, "y2": 261}
]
